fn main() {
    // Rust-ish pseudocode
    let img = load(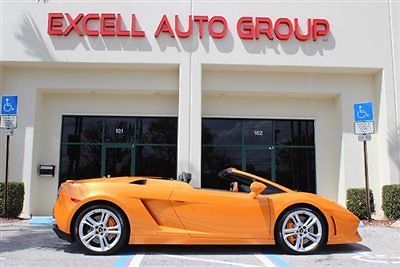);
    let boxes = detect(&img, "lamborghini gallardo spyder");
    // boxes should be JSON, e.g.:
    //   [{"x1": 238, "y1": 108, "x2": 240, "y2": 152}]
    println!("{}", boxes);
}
[{"x1": 53, "y1": 168, "x2": 361, "y2": 254}]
